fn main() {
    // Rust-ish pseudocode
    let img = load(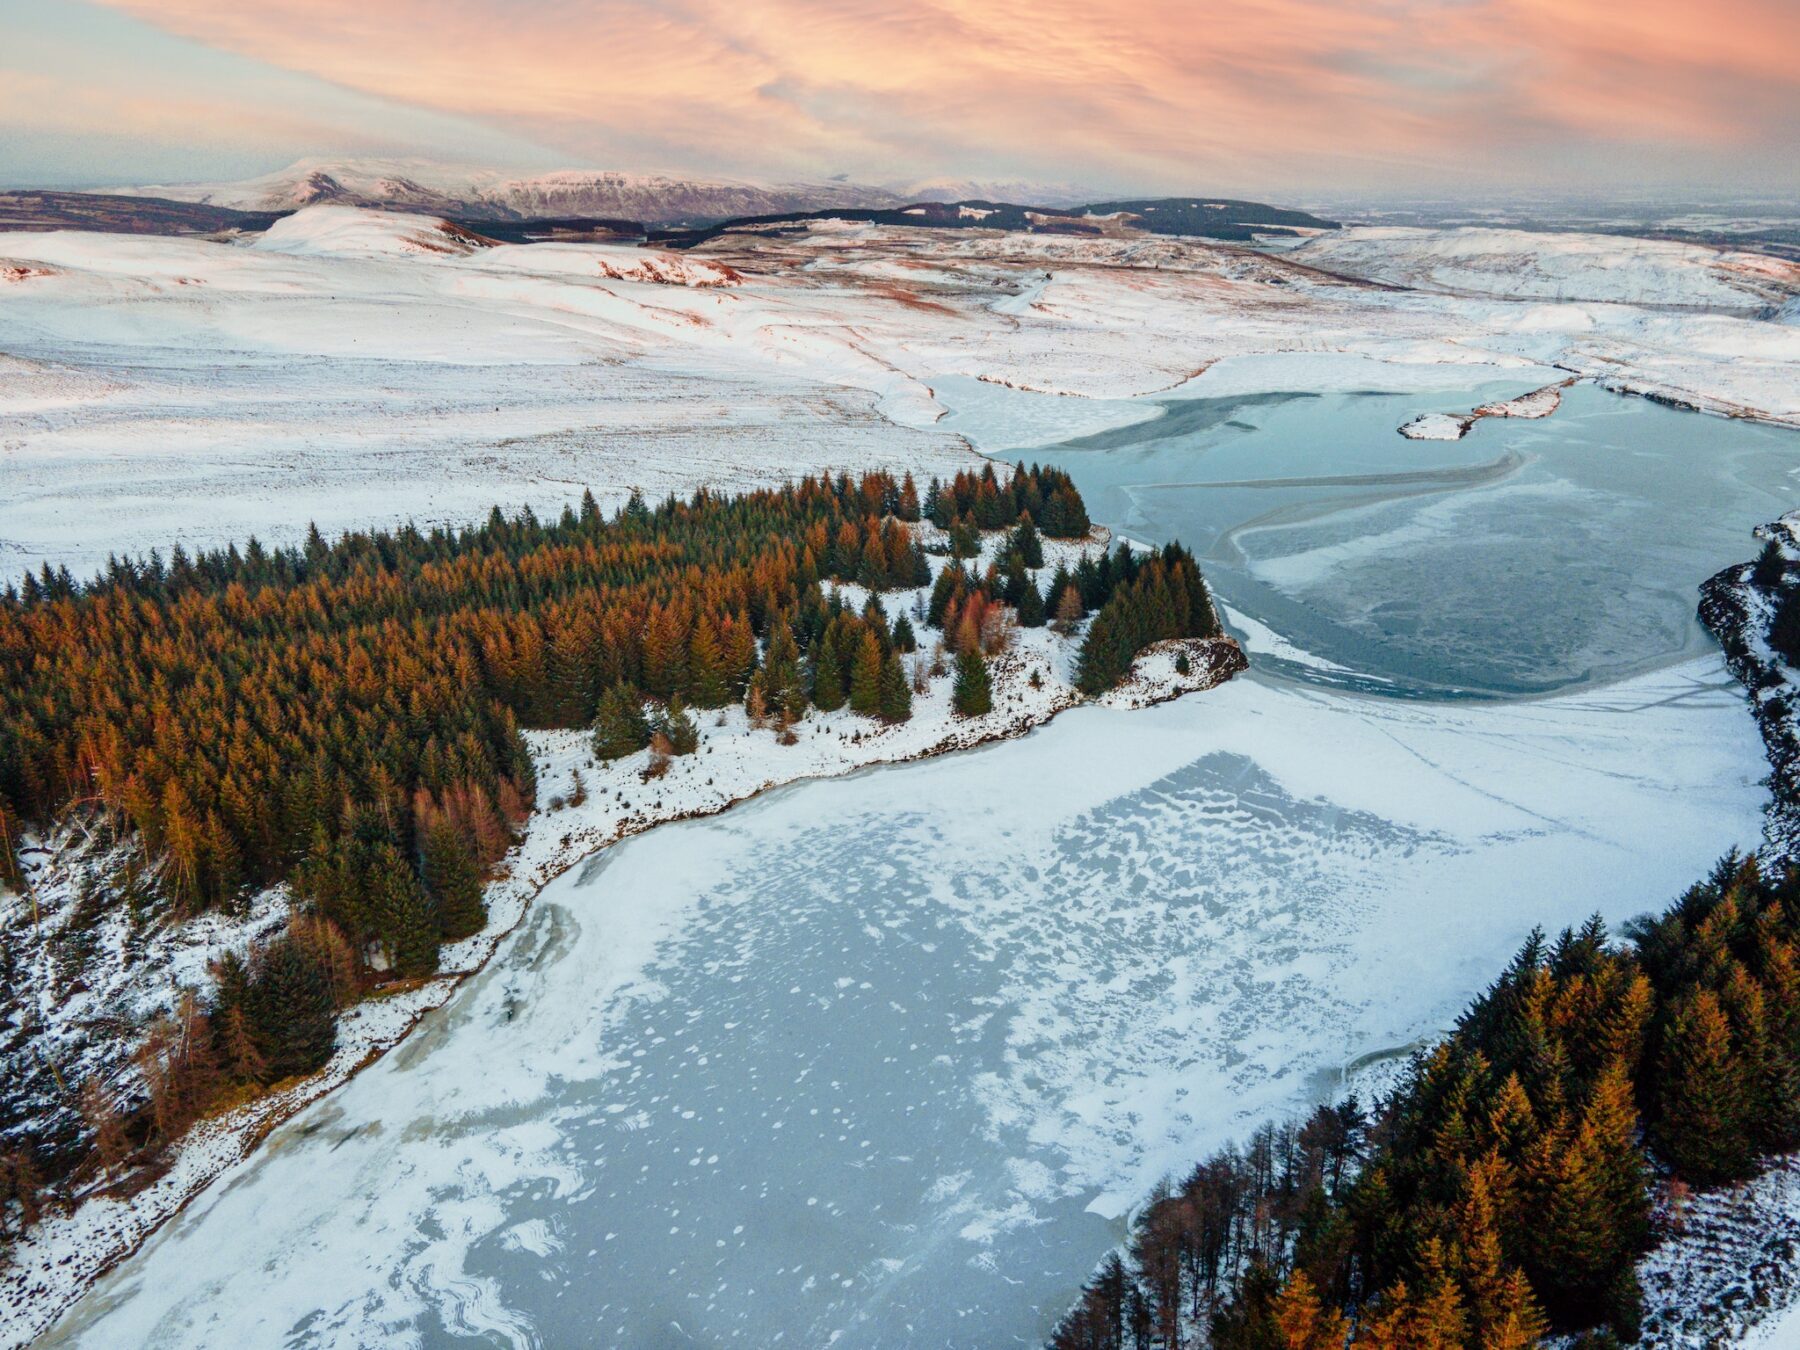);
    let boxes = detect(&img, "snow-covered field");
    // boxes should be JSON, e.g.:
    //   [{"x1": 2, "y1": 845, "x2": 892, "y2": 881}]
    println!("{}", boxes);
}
[
  {"x1": 7, "y1": 205, "x2": 1800, "y2": 585},
  {"x1": 1292, "y1": 226, "x2": 1800, "y2": 309}
]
